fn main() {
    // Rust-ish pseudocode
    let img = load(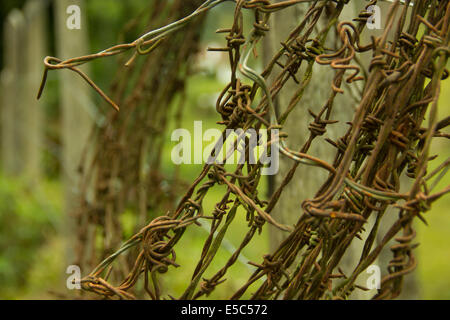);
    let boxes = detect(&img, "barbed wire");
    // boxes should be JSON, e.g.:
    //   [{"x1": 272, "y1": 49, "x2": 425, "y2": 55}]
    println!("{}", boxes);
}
[{"x1": 43, "y1": 0, "x2": 450, "y2": 299}]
